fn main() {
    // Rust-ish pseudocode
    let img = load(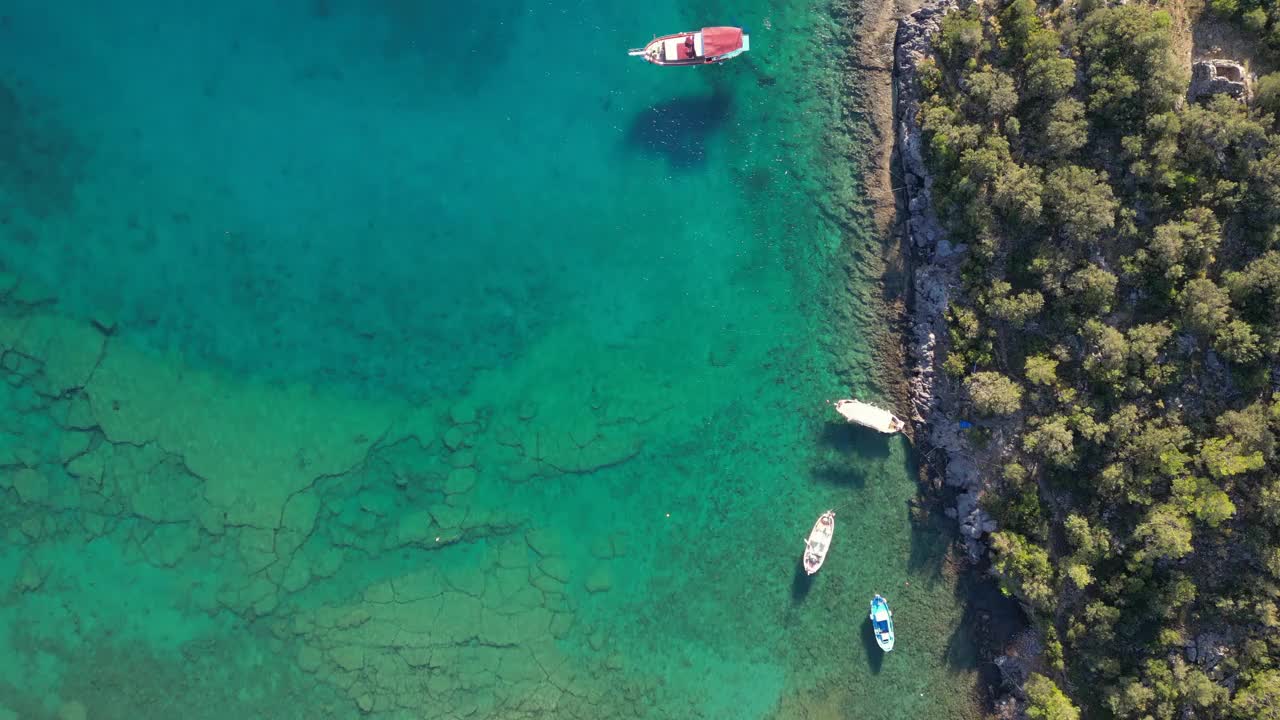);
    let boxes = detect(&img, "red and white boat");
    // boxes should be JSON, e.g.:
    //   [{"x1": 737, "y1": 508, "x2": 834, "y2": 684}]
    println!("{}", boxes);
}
[
  {"x1": 803, "y1": 510, "x2": 835, "y2": 575},
  {"x1": 628, "y1": 26, "x2": 750, "y2": 66}
]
